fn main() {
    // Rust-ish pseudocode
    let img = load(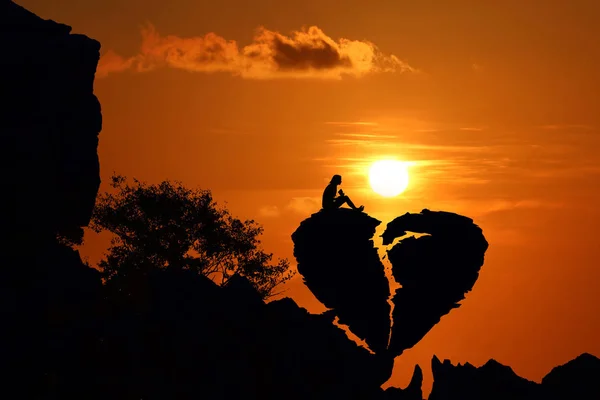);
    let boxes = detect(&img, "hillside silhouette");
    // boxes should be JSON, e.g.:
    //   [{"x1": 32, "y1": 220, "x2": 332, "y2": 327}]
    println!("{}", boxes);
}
[{"x1": 2, "y1": 1, "x2": 599, "y2": 399}]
